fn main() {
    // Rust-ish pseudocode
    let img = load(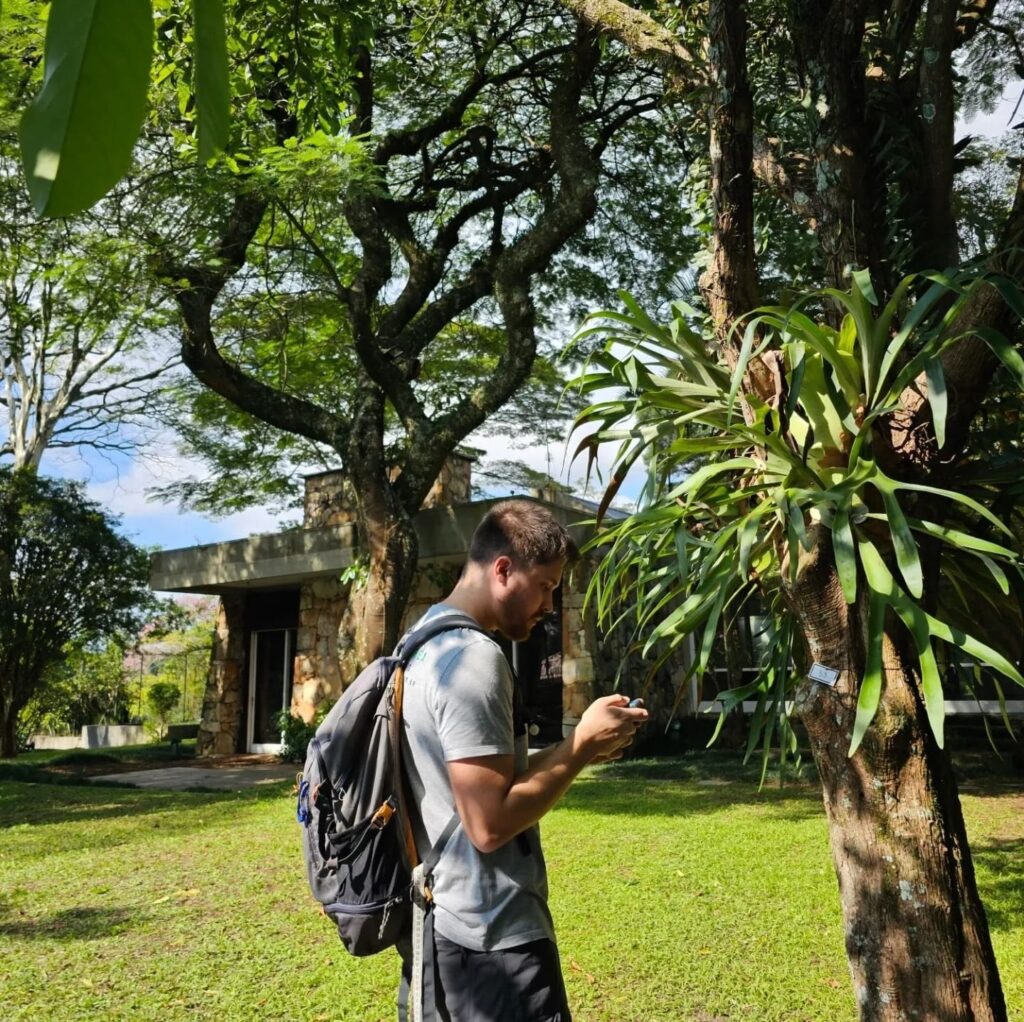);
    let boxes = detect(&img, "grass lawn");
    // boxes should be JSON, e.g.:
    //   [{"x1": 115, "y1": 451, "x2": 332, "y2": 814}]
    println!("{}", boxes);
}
[{"x1": 0, "y1": 753, "x2": 1021, "y2": 1022}]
